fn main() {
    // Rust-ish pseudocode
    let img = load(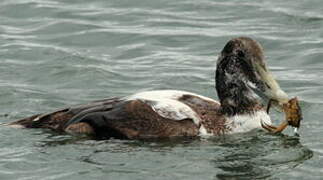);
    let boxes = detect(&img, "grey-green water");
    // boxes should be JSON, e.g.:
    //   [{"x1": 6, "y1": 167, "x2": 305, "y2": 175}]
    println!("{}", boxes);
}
[{"x1": 0, "y1": 0, "x2": 322, "y2": 179}]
